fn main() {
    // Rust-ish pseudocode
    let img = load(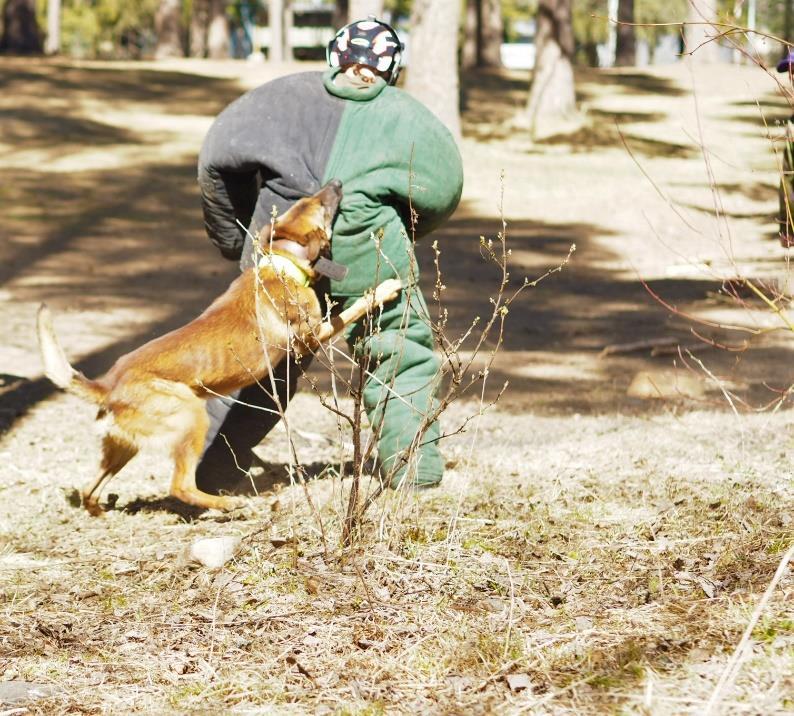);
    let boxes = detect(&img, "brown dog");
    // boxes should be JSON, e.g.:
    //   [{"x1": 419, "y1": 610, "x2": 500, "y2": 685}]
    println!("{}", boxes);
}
[{"x1": 37, "y1": 180, "x2": 401, "y2": 514}]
